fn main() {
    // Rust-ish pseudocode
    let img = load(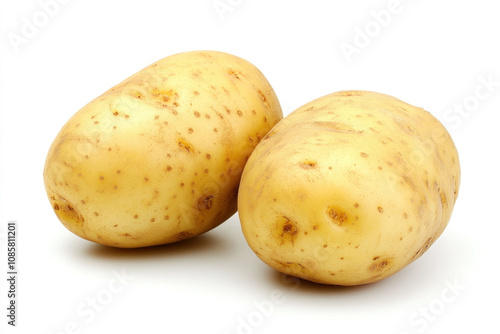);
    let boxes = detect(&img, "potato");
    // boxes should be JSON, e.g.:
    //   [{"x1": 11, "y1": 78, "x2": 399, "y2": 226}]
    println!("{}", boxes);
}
[
  {"x1": 238, "y1": 90, "x2": 460, "y2": 285},
  {"x1": 44, "y1": 50, "x2": 282, "y2": 248}
]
